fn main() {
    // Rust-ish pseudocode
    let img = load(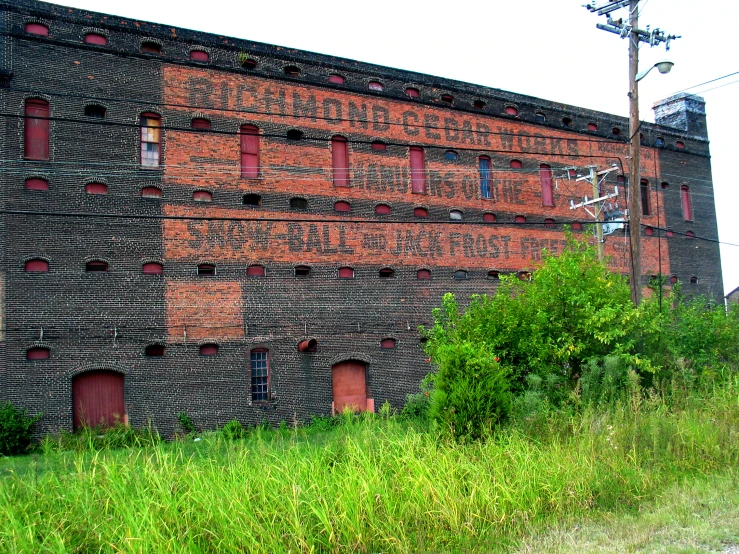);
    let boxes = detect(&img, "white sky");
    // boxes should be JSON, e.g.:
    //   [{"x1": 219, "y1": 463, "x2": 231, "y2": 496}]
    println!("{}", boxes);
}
[{"x1": 51, "y1": 0, "x2": 739, "y2": 295}]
